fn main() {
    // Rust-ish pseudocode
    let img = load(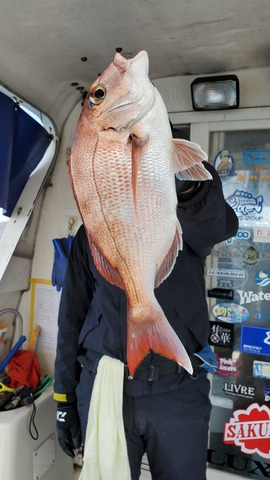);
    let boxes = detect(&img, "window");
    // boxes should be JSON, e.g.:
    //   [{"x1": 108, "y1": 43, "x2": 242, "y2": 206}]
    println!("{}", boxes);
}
[{"x1": 0, "y1": 83, "x2": 58, "y2": 280}]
